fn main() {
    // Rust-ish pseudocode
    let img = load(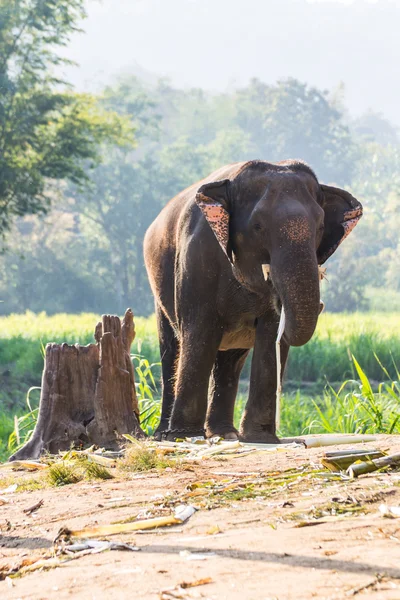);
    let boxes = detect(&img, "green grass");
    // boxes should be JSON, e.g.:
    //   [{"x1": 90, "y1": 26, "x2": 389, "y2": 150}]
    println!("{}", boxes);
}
[
  {"x1": 0, "y1": 413, "x2": 14, "y2": 461},
  {"x1": 1, "y1": 311, "x2": 399, "y2": 392},
  {"x1": 0, "y1": 311, "x2": 399, "y2": 460}
]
